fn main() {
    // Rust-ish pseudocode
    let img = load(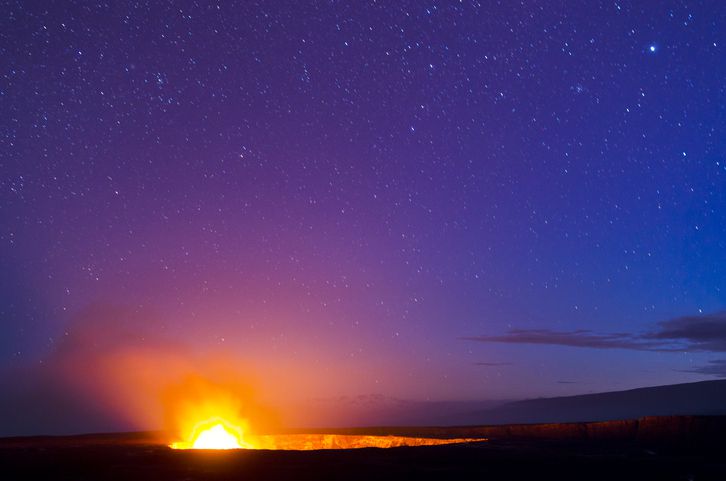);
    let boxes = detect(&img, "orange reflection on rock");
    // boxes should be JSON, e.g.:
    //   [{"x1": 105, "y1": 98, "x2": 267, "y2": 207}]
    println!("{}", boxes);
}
[{"x1": 252, "y1": 434, "x2": 486, "y2": 450}]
